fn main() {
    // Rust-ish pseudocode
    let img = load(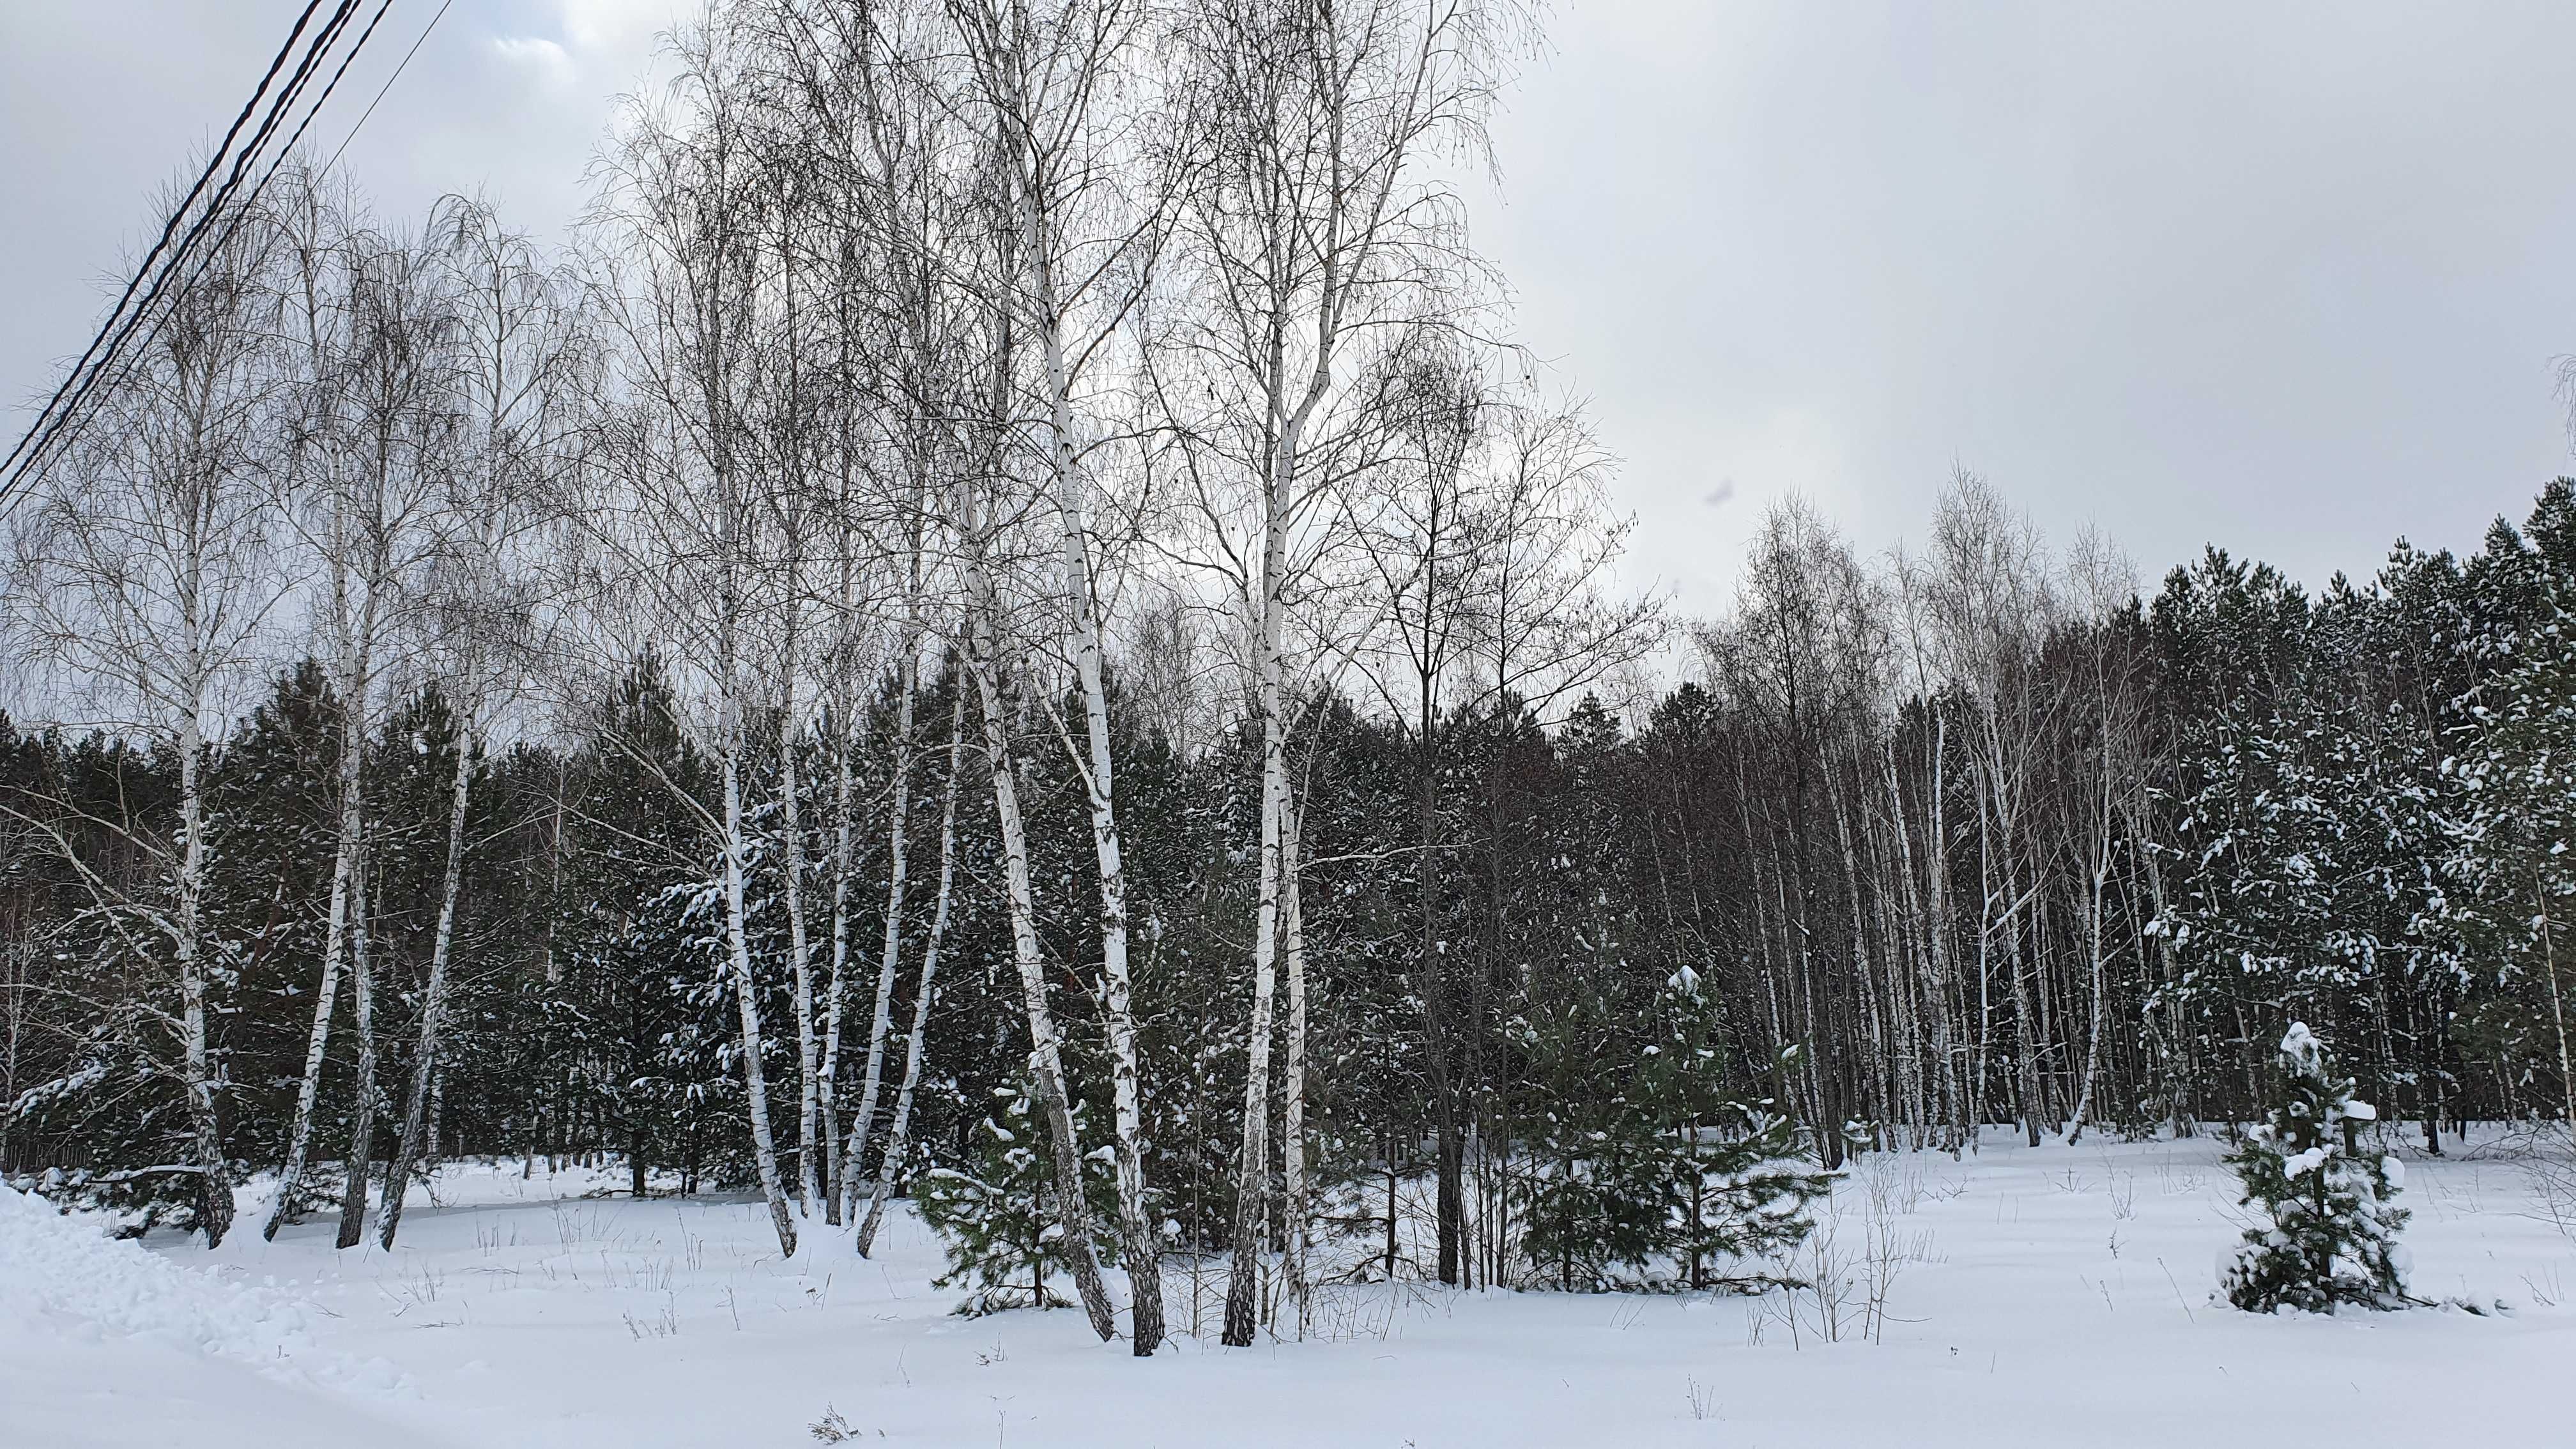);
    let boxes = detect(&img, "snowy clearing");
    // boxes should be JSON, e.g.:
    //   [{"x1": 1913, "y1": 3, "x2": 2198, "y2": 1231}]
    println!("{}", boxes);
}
[{"x1": 7, "y1": 1133, "x2": 2572, "y2": 1449}]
